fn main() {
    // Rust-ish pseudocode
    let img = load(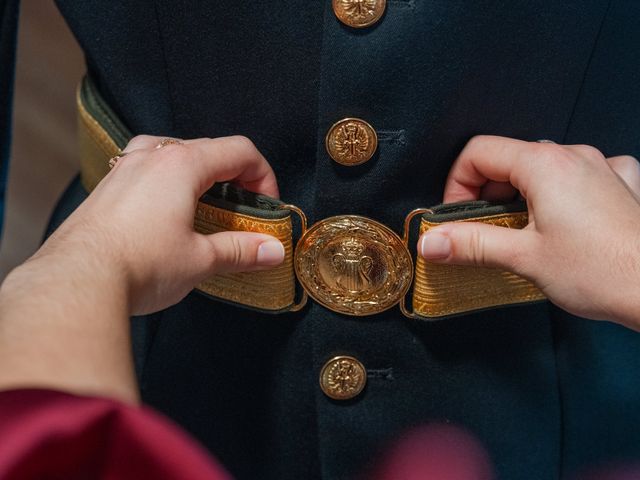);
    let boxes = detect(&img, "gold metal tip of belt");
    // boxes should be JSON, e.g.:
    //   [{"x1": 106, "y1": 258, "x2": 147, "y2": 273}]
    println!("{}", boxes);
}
[
  {"x1": 278, "y1": 204, "x2": 309, "y2": 313},
  {"x1": 400, "y1": 208, "x2": 434, "y2": 318}
]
